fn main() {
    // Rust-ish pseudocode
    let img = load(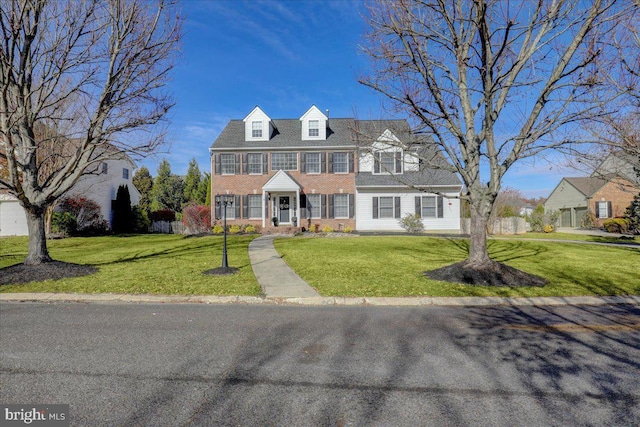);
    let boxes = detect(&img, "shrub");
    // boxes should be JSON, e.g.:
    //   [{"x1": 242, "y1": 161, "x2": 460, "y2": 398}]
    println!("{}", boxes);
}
[
  {"x1": 131, "y1": 206, "x2": 150, "y2": 233},
  {"x1": 51, "y1": 212, "x2": 77, "y2": 236},
  {"x1": 322, "y1": 225, "x2": 334, "y2": 233},
  {"x1": 212, "y1": 225, "x2": 224, "y2": 234},
  {"x1": 150, "y1": 209, "x2": 176, "y2": 222},
  {"x1": 399, "y1": 213, "x2": 424, "y2": 233},
  {"x1": 623, "y1": 193, "x2": 640, "y2": 234},
  {"x1": 244, "y1": 225, "x2": 257, "y2": 234},
  {"x1": 543, "y1": 224, "x2": 554, "y2": 233},
  {"x1": 308, "y1": 224, "x2": 317, "y2": 233},
  {"x1": 228, "y1": 225, "x2": 241, "y2": 234},
  {"x1": 580, "y1": 211, "x2": 597, "y2": 229},
  {"x1": 603, "y1": 218, "x2": 630, "y2": 234},
  {"x1": 57, "y1": 196, "x2": 108, "y2": 236},
  {"x1": 529, "y1": 205, "x2": 558, "y2": 232},
  {"x1": 343, "y1": 226, "x2": 353, "y2": 233},
  {"x1": 272, "y1": 216, "x2": 279, "y2": 226},
  {"x1": 112, "y1": 185, "x2": 133, "y2": 233},
  {"x1": 182, "y1": 205, "x2": 211, "y2": 235}
]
